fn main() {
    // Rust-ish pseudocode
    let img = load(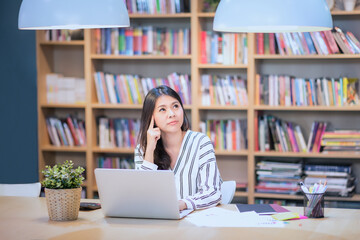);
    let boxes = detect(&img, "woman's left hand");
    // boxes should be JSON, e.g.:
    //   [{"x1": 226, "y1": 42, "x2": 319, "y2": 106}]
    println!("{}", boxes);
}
[{"x1": 178, "y1": 200, "x2": 187, "y2": 211}]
